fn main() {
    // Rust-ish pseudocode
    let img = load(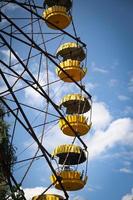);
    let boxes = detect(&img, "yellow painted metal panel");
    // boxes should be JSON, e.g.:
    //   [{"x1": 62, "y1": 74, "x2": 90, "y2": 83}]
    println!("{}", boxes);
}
[
  {"x1": 42, "y1": 6, "x2": 71, "y2": 29},
  {"x1": 59, "y1": 114, "x2": 92, "y2": 136},
  {"x1": 50, "y1": 171, "x2": 87, "y2": 191},
  {"x1": 56, "y1": 59, "x2": 86, "y2": 82},
  {"x1": 56, "y1": 42, "x2": 85, "y2": 61},
  {"x1": 32, "y1": 194, "x2": 64, "y2": 200}
]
